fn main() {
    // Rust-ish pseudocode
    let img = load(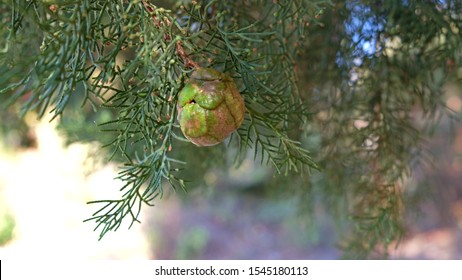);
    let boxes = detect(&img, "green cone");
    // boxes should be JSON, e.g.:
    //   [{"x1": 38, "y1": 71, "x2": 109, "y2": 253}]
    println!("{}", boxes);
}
[{"x1": 177, "y1": 68, "x2": 246, "y2": 146}]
